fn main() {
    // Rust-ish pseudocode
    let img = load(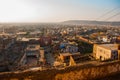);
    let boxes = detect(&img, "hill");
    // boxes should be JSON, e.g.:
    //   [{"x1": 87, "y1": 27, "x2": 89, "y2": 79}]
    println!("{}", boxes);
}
[{"x1": 61, "y1": 20, "x2": 120, "y2": 26}]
